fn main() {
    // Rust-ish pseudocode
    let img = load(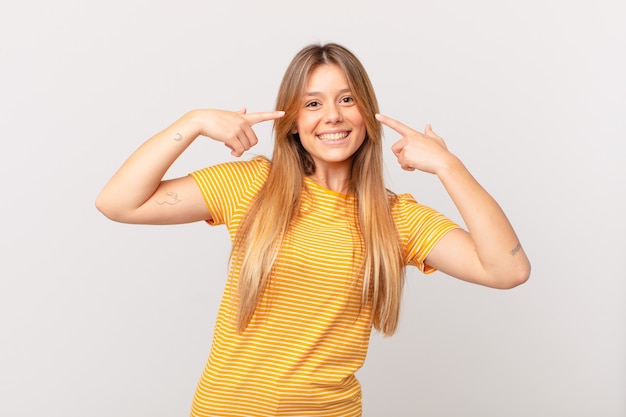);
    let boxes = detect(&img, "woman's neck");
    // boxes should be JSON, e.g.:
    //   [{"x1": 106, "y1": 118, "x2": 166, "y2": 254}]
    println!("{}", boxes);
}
[{"x1": 308, "y1": 171, "x2": 351, "y2": 194}]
